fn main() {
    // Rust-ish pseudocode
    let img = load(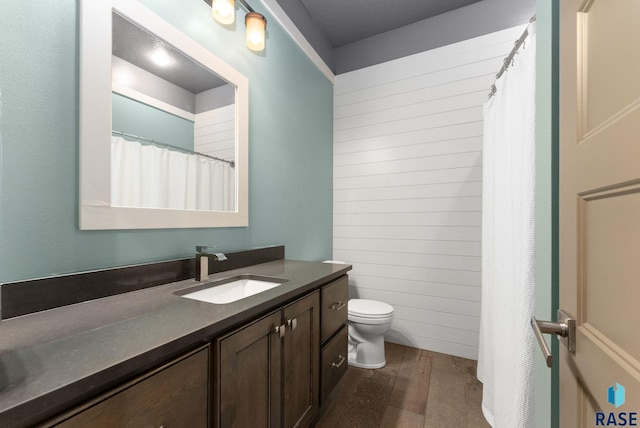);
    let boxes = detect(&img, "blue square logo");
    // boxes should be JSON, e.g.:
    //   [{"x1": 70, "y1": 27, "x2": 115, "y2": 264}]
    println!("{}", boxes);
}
[{"x1": 608, "y1": 383, "x2": 626, "y2": 408}]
